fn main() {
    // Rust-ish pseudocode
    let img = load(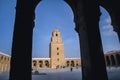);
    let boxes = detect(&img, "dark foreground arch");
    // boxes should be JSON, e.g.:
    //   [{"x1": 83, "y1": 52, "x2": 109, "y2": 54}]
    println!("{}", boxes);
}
[{"x1": 9, "y1": 0, "x2": 120, "y2": 80}]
